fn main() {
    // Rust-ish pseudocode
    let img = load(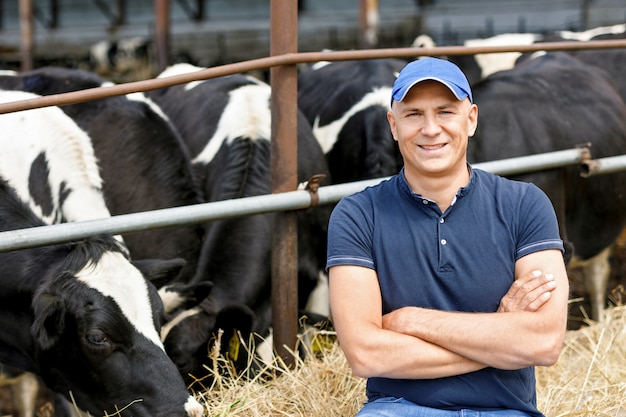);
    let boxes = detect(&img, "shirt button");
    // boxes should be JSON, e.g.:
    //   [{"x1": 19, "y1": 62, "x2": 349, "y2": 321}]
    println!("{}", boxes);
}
[
  {"x1": 441, "y1": 239, "x2": 447, "y2": 245},
  {"x1": 440, "y1": 218, "x2": 445, "y2": 223},
  {"x1": 422, "y1": 199, "x2": 429, "y2": 205}
]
